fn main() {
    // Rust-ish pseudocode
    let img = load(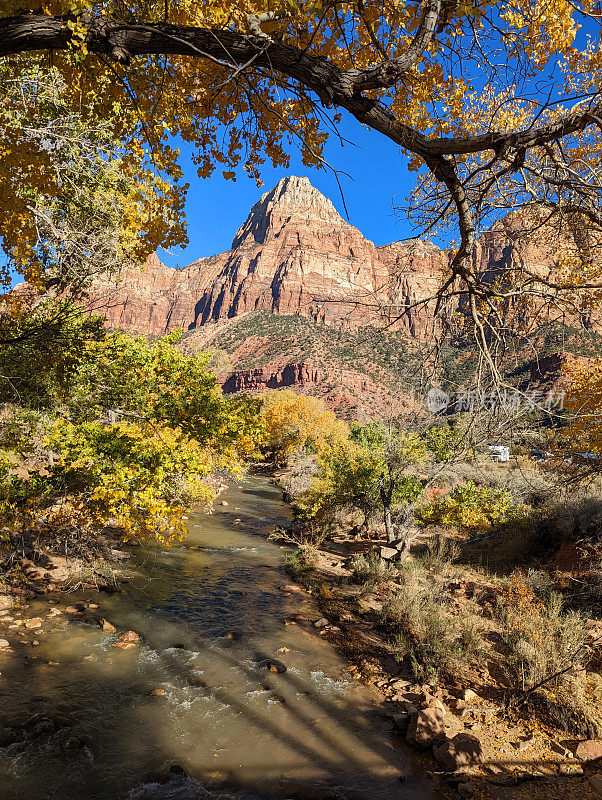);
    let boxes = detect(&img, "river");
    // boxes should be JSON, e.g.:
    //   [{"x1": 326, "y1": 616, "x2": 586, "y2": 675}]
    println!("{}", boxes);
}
[{"x1": 0, "y1": 475, "x2": 433, "y2": 800}]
